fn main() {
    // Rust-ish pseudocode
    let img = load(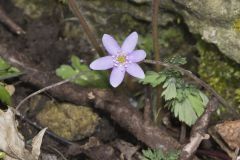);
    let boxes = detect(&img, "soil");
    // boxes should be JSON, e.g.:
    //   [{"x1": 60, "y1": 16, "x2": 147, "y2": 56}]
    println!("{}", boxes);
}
[{"x1": 0, "y1": 0, "x2": 93, "y2": 72}]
